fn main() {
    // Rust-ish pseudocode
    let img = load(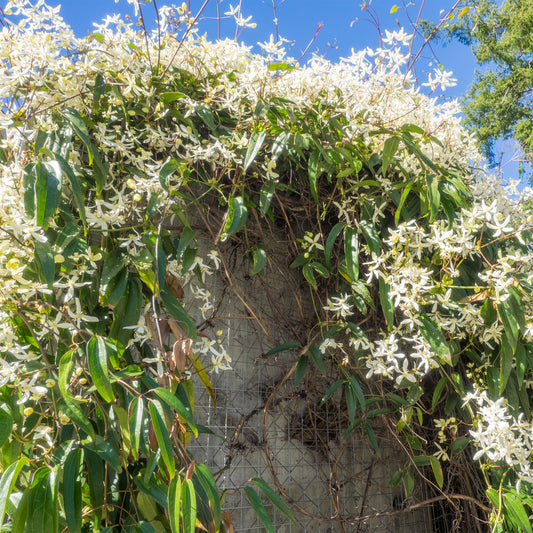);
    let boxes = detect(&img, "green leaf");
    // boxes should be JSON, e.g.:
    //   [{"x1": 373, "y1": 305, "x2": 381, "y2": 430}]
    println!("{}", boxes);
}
[
  {"x1": 189, "y1": 354, "x2": 216, "y2": 408},
  {"x1": 294, "y1": 355, "x2": 308, "y2": 387},
  {"x1": 430, "y1": 456, "x2": 444, "y2": 488},
  {"x1": 263, "y1": 341, "x2": 301, "y2": 357},
  {"x1": 168, "y1": 476, "x2": 182, "y2": 533},
  {"x1": 348, "y1": 375, "x2": 366, "y2": 409},
  {"x1": 160, "y1": 287, "x2": 196, "y2": 341},
  {"x1": 503, "y1": 492, "x2": 533, "y2": 533},
  {"x1": 344, "y1": 227, "x2": 359, "y2": 282},
  {"x1": 82, "y1": 435, "x2": 122, "y2": 473},
  {"x1": 250, "y1": 243, "x2": 267, "y2": 275},
  {"x1": 35, "y1": 161, "x2": 62, "y2": 228},
  {"x1": 412, "y1": 454, "x2": 431, "y2": 466},
  {"x1": 161, "y1": 92, "x2": 187, "y2": 103},
  {"x1": 34, "y1": 239, "x2": 55, "y2": 291},
  {"x1": 149, "y1": 401, "x2": 175, "y2": 479},
  {"x1": 308, "y1": 345, "x2": 326, "y2": 376},
  {"x1": 129, "y1": 397, "x2": 144, "y2": 461},
  {"x1": 194, "y1": 464, "x2": 221, "y2": 531},
  {"x1": 500, "y1": 333, "x2": 514, "y2": 394},
  {"x1": 388, "y1": 470, "x2": 403, "y2": 488},
  {"x1": 308, "y1": 150, "x2": 320, "y2": 203},
  {"x1": 382, "y1": 136, "x2": 400, "y2": 176},
  {"x1": 87, "y1": 336, "x2": 114, "y2": 403},
  {"x1": 302, "y1": 264, "x2": 317, "y2": 289},
  {"x1": 26, "y1": 466, "x2": 58, "y2": 533},
  {"x1": 244, "y1": 487, "x2": 274, "y2": 533},
  {"x1": 222, "y1": 195, "x2": 248, "y2": 239},
  {"x1": 418, "y1": 315, "x2": 451, "y2": 364},
  {"x1": 259, "y1": 180, "x2": 277, "y2": 216},
  {"x1": 365, "y1": 422, "x2": 380, "y2": 456},
  {"x1": 426, "y1": 174, "x2": 440, "y2": 222},
  {"x1": 325, "y1": 221, "x2": 345, "y2": 269},
  {"x1": 320, "y1": 380, "x2": 344, "y2": 406},
  {"x1": 46, "y1": 152, "x2": 86, "y2": 228},
  {"x1": 403, "y1": 471, "x2": 414, "y2": 498},
  {"x1": 394, "y1": 181, "x2": 413, "y2": 226},
  {"x1": 450, "y1": 437, "x2": 470, "y2": 455},
  {"x1": 182, "y1": 479, "x2": 197, "y2": 533},
  {"x1": 359, "y1": 219, "x2": 380, "y2": 256},
  {"x1": 63, "y1": 448, "x2": 83, "y2": 533},
  {"x1": 153, "y1": 388, "x2": 197, "y2": 438},
  {"x1": 196, "y1": 106, "x2": 217, "y2": 131},
  {"x1": 498, "y1": 286, "x2": 525, "y2": 353},
  {"x1": 431, "y1": 376, "x2": 447, "y2": 412},
  {"x1": 57, "y1": 350, "x2": 95, "y2": 438},
  {"x1": 379, "y1": 278, "x2": 394, "y2": 330},
  {"x1": 267, "y1": 62, "x2": 297, "y2": 71},
  {"x1": 0, "y1": 405, "x2": 12, "y2": 449},
  {"x1": 61, "y1": 108, "x2": 107, "y2": 195},
  {"x1": 251, "y1": 478, "x2": 296, "y2": 524},
  {"x1": 159, "y1": 159, "x2": 179, "y2": 191},
  {"x1": 244, "y1": 129, "x2": 267, "y2": 171},
  {"x1": 345, "y1": 384, "x2": 356, "y2": 423},
  {"x1": 516, "y1": 343, "x2": 527, "y2": 389},
  {"x1": 0, "y1": 458, "x2": 28, "y2": 527}
]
